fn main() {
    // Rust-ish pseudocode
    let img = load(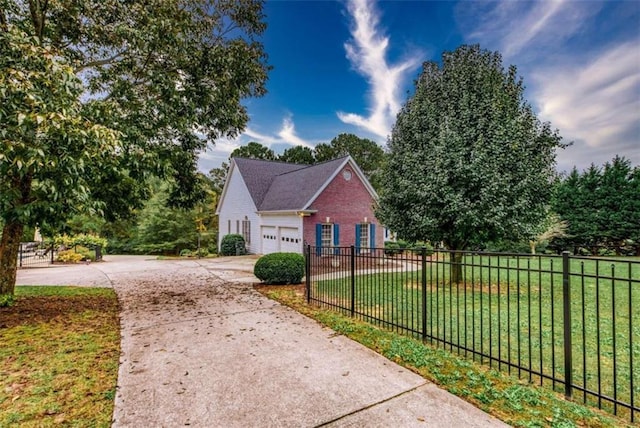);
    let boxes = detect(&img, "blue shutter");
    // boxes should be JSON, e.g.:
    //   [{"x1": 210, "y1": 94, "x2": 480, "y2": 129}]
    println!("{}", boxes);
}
[
  {"x1": 370, "y1": 223, "x2": 376, "y2": 251},
  {"x1": 333, "y1": 224, "x2": 340, "y2": 255},
  {"x1": 355, "y1": 224, "x2": 361, "y2": 255},
  {"x1": 315, "y1": 223, "x2": 322, "y2": 256}
]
